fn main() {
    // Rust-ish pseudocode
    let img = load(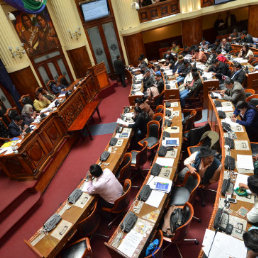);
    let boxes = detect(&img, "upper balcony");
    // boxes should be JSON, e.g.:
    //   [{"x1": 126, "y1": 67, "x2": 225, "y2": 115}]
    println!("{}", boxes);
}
[{"x1": 138, "y1": 0, "x2": 180, "y2": 23}]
